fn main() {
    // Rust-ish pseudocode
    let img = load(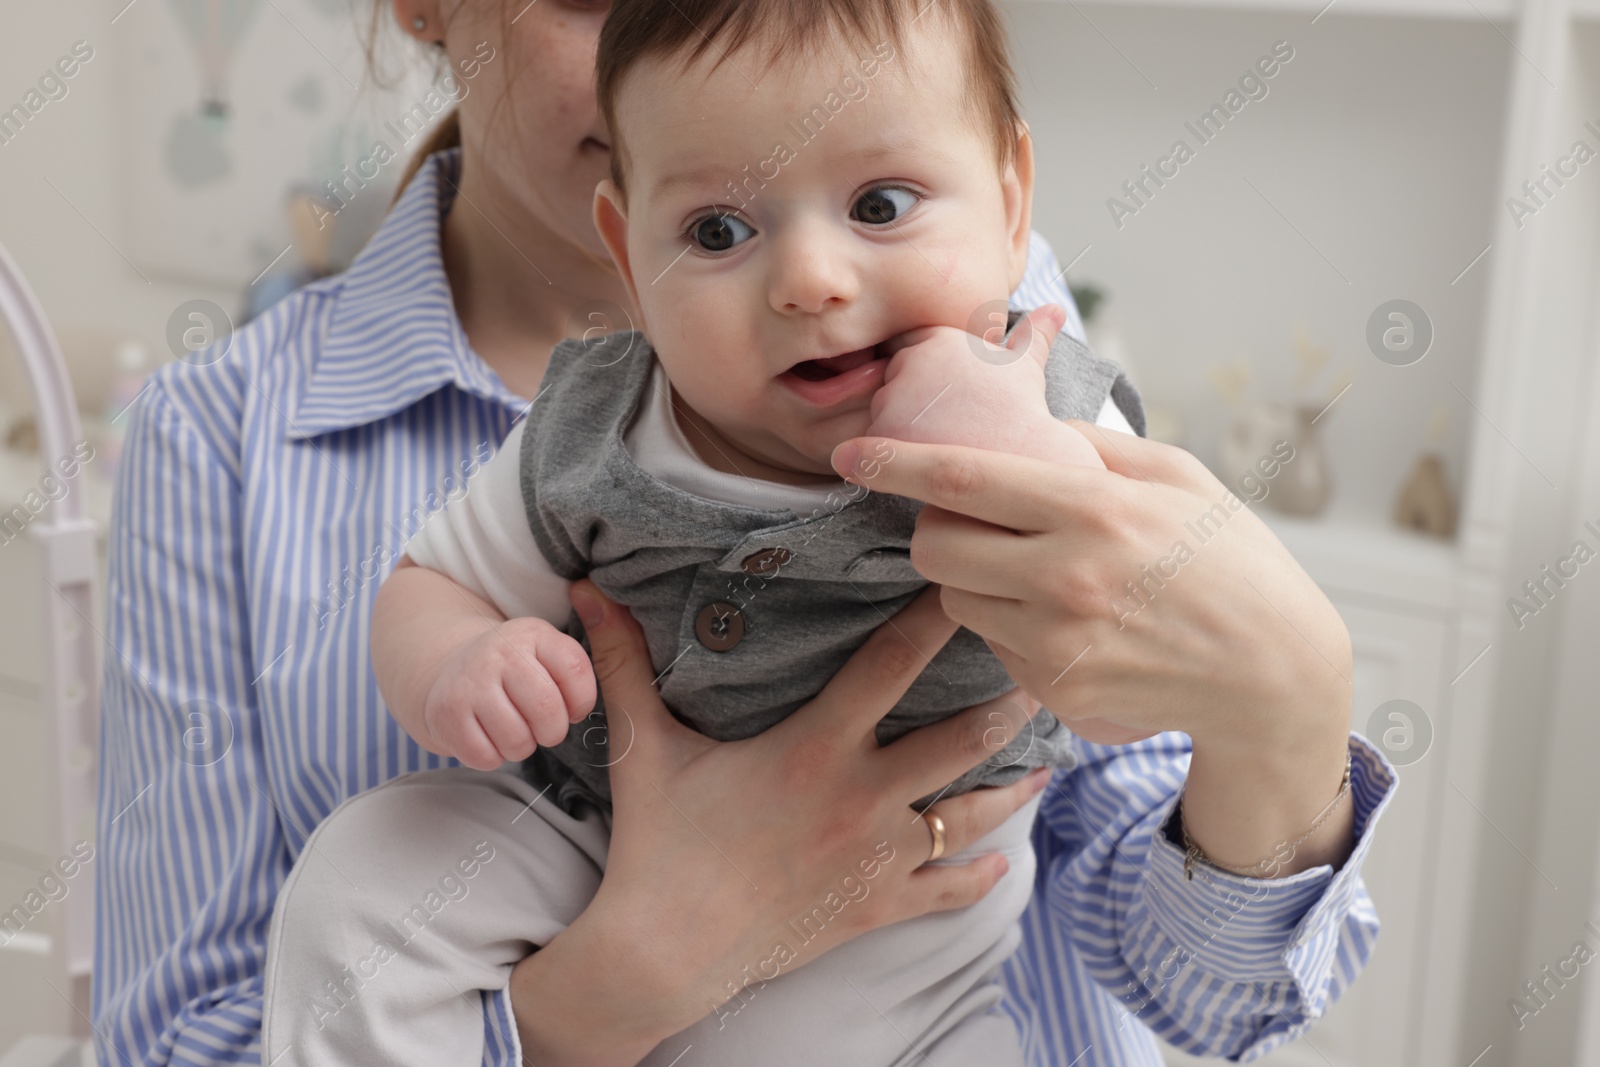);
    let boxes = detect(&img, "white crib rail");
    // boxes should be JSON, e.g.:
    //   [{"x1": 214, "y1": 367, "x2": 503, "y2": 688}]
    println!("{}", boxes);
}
[{"x1": 0, "y1": 240, "x2": 99, "y2": 978}]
